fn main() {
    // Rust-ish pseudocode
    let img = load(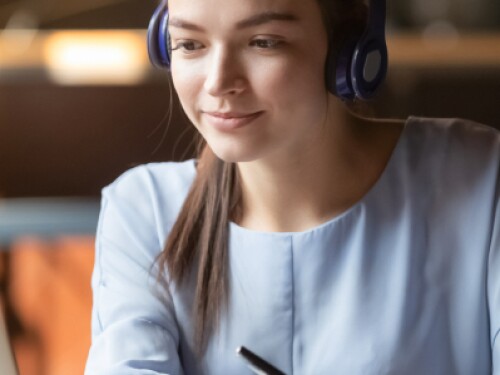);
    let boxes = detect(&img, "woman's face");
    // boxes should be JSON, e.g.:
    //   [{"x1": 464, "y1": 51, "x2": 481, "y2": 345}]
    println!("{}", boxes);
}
[{"x1": 169, "y1": 0, "x2": 330, "y2": 163}]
